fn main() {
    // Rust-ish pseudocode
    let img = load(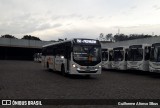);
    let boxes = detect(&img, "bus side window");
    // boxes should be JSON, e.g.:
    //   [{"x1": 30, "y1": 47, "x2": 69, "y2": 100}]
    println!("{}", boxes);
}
[
  {"x1": 65, "y1": 46, "x2": 71, "y2": 60},
  {"x1": 64, "y1": 42, "x2": 71, "y2": 60},
  {"x1": 49, "y1": 47, "x2": 53, "y2": 55},
  {"x1": 42, "y1": 48, "x2": 46, "y2": 56}
]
